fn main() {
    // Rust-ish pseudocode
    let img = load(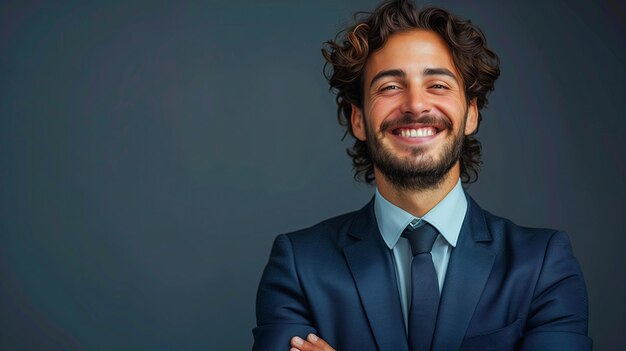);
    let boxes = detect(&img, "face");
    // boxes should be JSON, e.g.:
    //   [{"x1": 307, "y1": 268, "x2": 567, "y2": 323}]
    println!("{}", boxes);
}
[{"x1": 351, "y1": 30, "x2": 478, "y2": 190}]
